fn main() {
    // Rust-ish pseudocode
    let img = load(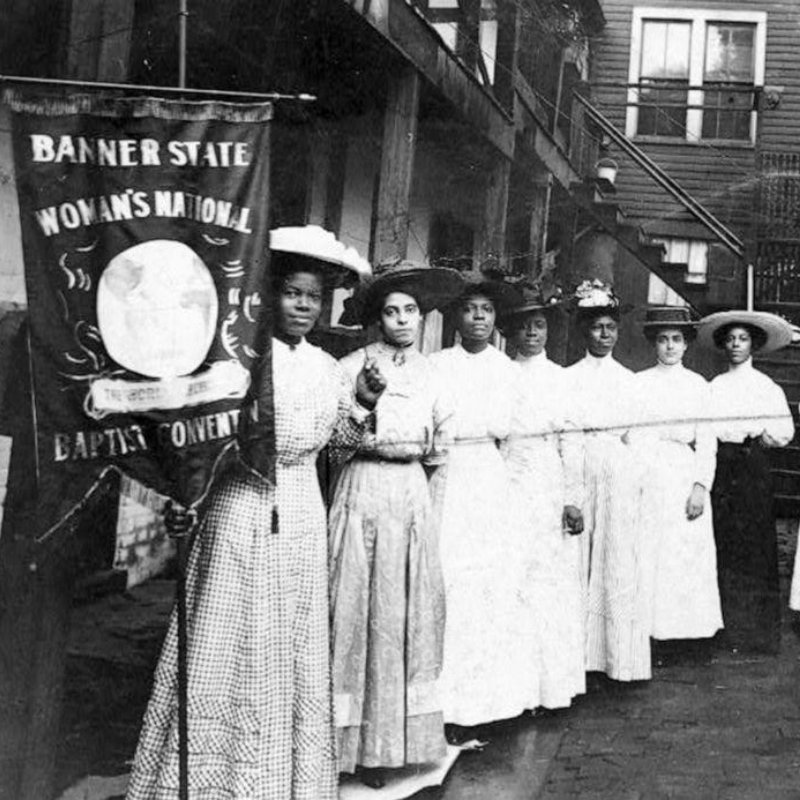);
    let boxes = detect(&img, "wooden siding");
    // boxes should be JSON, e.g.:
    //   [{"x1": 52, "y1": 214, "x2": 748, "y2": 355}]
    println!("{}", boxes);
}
[{"x1": 591, "y1": 0, "x2": 800, "y2": 240}]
